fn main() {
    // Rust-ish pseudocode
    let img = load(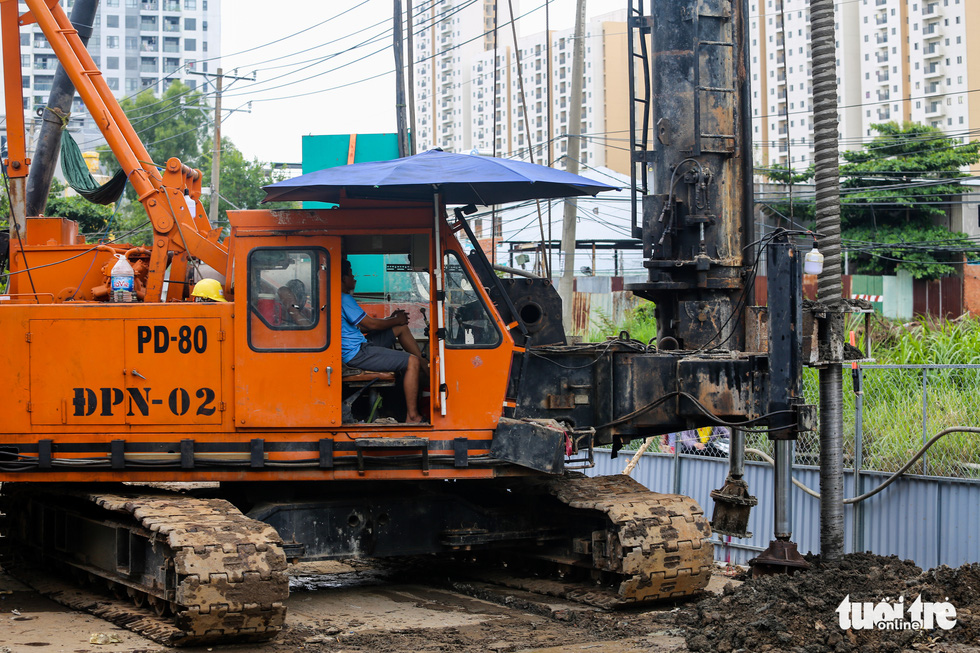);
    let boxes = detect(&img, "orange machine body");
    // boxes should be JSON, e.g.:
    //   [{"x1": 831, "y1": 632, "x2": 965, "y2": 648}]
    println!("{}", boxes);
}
[{"x1": 0, "y1": 204, "x2": 518, "y2": 483}]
